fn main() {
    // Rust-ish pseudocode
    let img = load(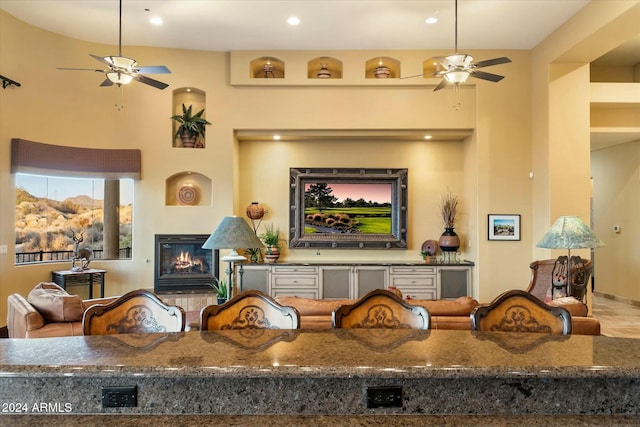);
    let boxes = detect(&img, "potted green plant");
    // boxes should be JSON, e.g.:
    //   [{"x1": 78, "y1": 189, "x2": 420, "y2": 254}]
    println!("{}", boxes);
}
[
  {"x1": 209, "y1": 277, "x2": 228, "y2": 304},
  {"x1": 170, "y1": 103, "x2": 211, "y2": 148},
  {"x1": 260, "y1": 224, "x2": 284, "y2": 263}
]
